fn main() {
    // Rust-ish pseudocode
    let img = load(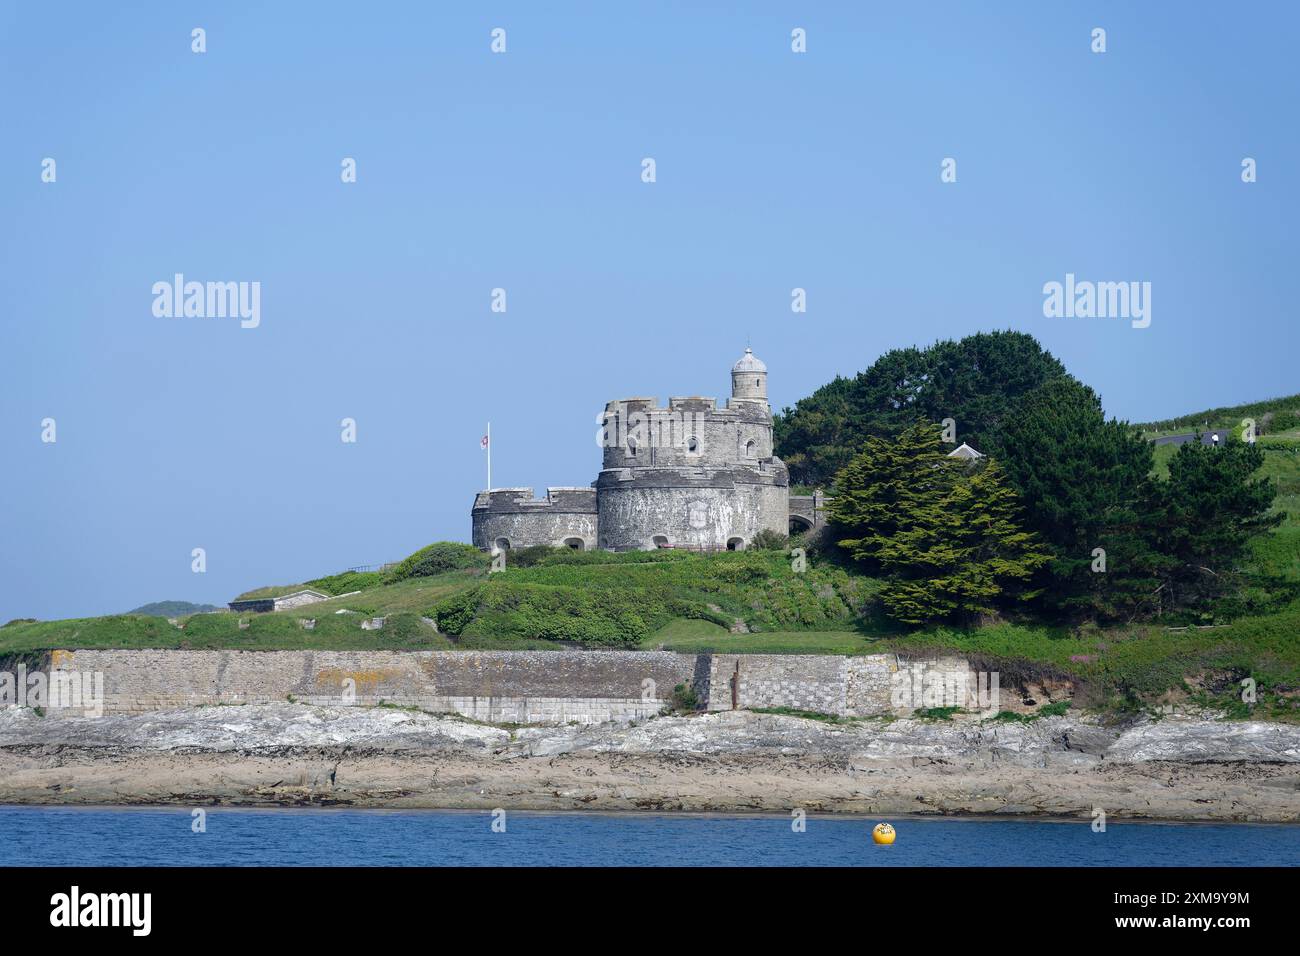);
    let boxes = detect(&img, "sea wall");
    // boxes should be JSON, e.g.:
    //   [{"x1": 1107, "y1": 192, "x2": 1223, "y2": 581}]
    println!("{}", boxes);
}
[
  {"x1": 698, "y1": 654, "x2": 981, "y2": 716},
  {"x1": 46, "y1": 649, "x2": 696, "y2": 725},
  {"x1": 31, "y1": 648, "x2": 981, "y2": 725}
]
